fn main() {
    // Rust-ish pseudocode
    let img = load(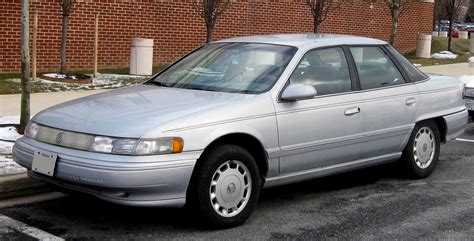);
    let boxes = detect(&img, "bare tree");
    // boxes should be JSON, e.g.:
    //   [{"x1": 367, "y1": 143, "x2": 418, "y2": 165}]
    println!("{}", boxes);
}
[
  {"x1": 192, "y1": 0, "x2": 231, "y2": 43},
  {"x1": 385, "y1": 0, "x2": 416, "y2": 46},
  {"x1": 60, "y1": 0, "x2": 75, "y2": 74},
  {"x1": 19, "y1": 0, "x2": 31, "y2": 133},
  {"x1": 440, "y1": 0, "x2": 469, "y2": 51},
  {"x1": 305, "y1": 0, "x2": 342, "y2": 33}
]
